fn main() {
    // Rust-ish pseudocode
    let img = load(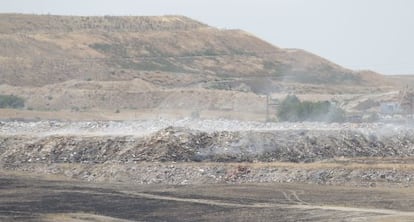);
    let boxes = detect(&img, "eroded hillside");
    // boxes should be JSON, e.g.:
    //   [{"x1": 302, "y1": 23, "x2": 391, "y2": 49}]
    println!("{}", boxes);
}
[
  {"x1": 0, "y1": 14, "x2": 395, "y2": 115},
  {"x1": 0, "y1": 14, "x2": 388, "y2": 88}
]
